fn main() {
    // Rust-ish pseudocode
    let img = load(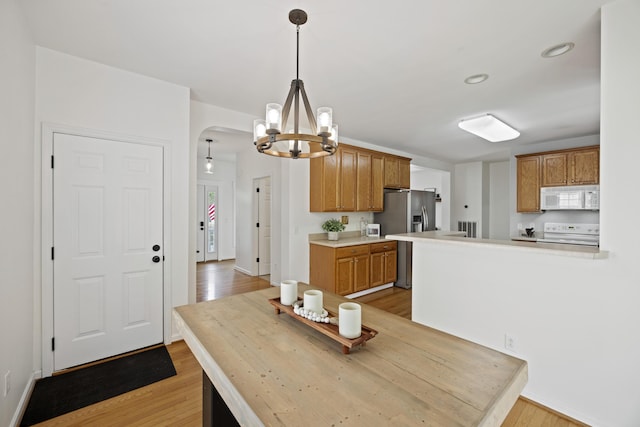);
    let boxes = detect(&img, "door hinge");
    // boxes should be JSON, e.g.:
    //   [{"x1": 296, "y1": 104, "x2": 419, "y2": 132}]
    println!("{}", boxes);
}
[
  {"x1": 256, "y1": 188, "x2": 260, "y2": 193},
  {"x1": 256, "y1": 257, "x2": 259, "y2": 263},
  {"x1": 51, "y1": 337, "x2": 55, "y2": 351},
  {"x1": 256, "y1": 222, "x2": 259, "y2": 228},
  {"x1": 51, "y1": 155, "x2": 54, "y2": 169},
  {"x1": 51, "y1": 247, "x2": 54, "y2": 260}
]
